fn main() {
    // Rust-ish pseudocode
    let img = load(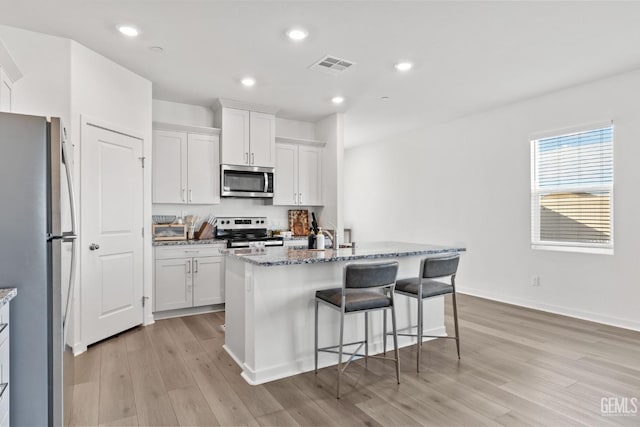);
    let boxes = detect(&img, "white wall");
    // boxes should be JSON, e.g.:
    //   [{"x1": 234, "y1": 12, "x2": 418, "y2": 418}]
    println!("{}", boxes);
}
[
  {"x1": 276, "y1": 117, "x2": 316, "y2": 140},
  {"x1": 153, "y1": 99, "x2": 214, "y2": 127},
  {"x1": 0, "y1": 25, "x2": 70, "y2": 124},
  {"x1": 344, "y1": 69, "x2": 640, "y2": 331},
  {"x1": 70, "y1": 40, "x2": 153, "y2": 347},
  {"x1": 316, "y1": 113, "x2": 344, "y2": 243}
]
